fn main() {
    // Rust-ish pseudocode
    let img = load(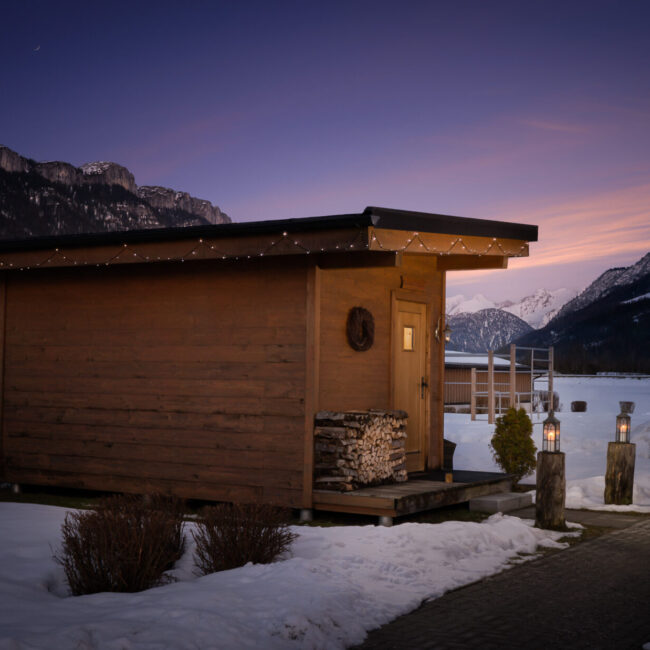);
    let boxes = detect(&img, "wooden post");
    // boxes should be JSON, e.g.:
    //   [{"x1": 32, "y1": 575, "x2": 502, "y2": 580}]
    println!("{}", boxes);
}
[
  {"x1": 0, "y1": 276, "x2": 6, "y2": 483},
  {"x1": 302, "y1": 265, "x2": 320, "y2": 509},
  {"x1": 509, "y1": 343, "x2": 516, "y2": 409},
  {"x1": 470, "y1": 368, "x2": 477, "y2": 421},
  {"x1": 604, "y1": 442, "x2": 636, "y2": 505},
  {"x1": 535, "y1": 451, "x2": 566, "y2": 530},
  {"x1": 487, "y1": 350, "x2": 494, "y2": 424},
  {"x1": 548, "y1": 346, "x2": 554, "y2": 409}
]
